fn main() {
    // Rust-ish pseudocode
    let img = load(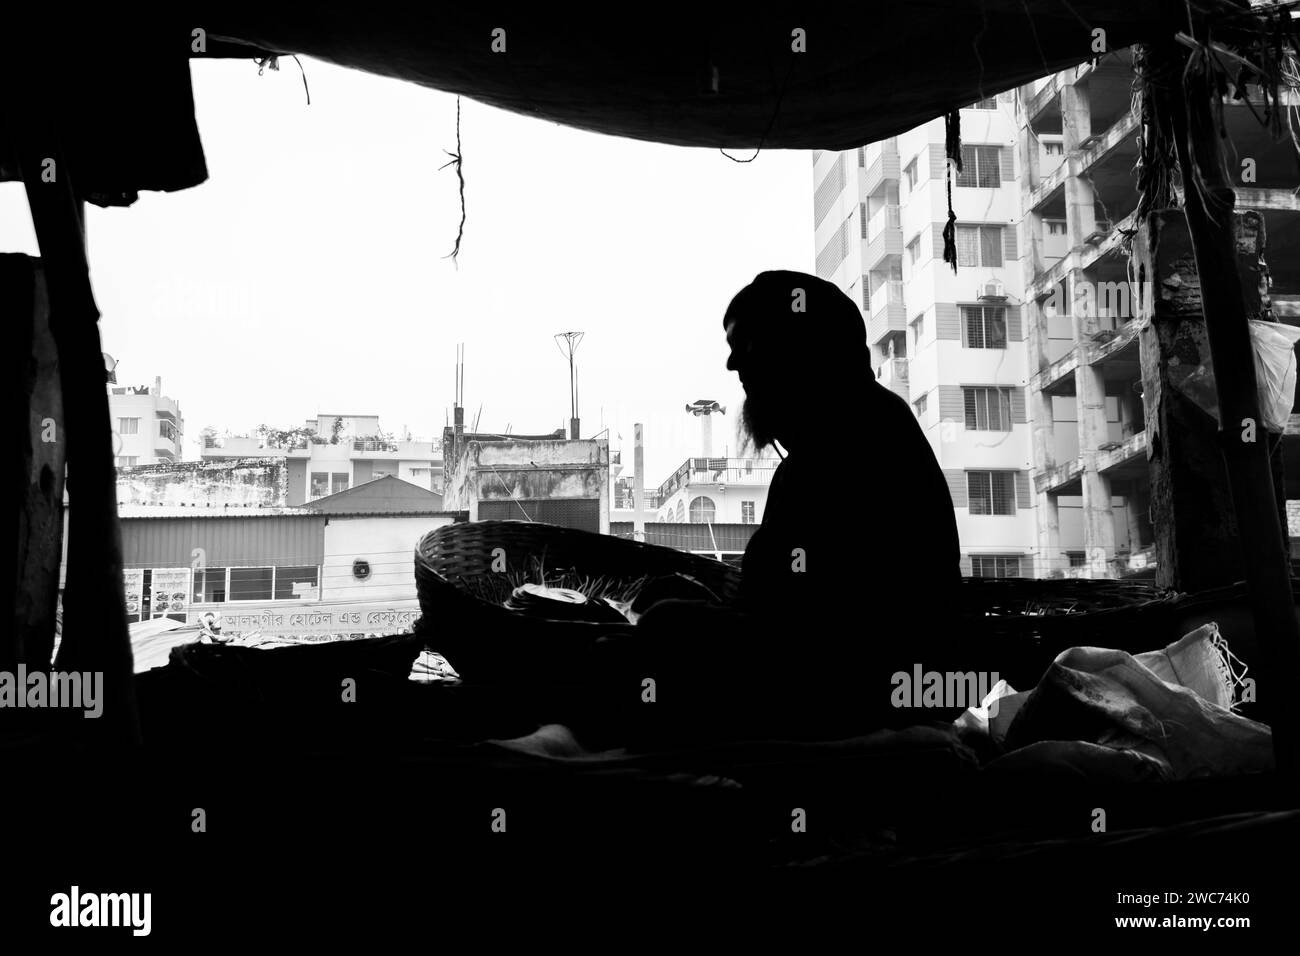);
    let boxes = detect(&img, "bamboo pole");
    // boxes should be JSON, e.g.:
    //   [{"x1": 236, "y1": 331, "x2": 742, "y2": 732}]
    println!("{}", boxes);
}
[{"x1": 1154, "y1": 35, "x2": 1300, "y2": 777}]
